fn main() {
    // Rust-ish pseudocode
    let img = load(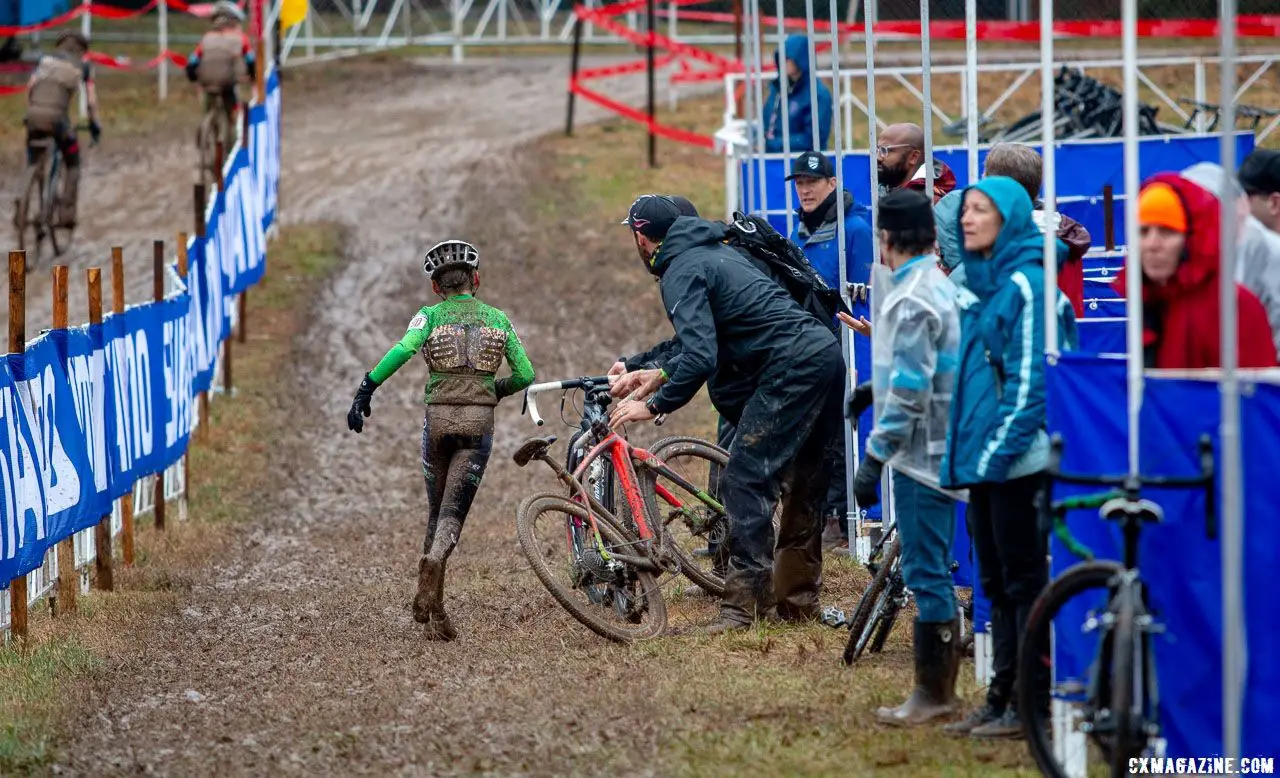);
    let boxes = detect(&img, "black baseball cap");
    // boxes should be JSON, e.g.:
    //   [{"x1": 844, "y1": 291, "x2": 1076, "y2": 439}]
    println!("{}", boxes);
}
[
  {"x1": 1239, "y1": 149, "x2": 1280, "y2": 195},
  {"x1": 621, "y1": 194, "x2": 684, "y2": 240},
  {"x1": 785, "y1": 151, "x2": 836, "y2": 180}
]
